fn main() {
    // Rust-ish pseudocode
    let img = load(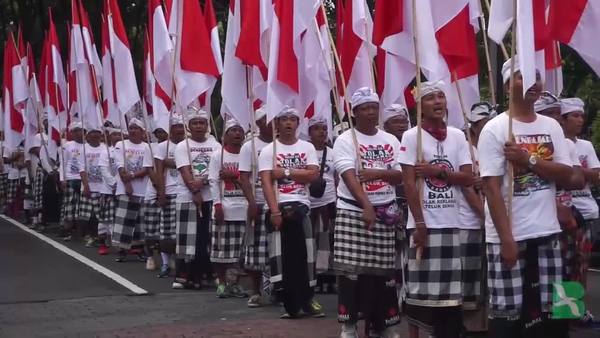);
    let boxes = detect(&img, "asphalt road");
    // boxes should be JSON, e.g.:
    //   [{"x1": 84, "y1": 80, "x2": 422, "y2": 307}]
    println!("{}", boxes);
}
[{"x1": 1, "y1": 216, "x2": 599, "y2": 337}]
